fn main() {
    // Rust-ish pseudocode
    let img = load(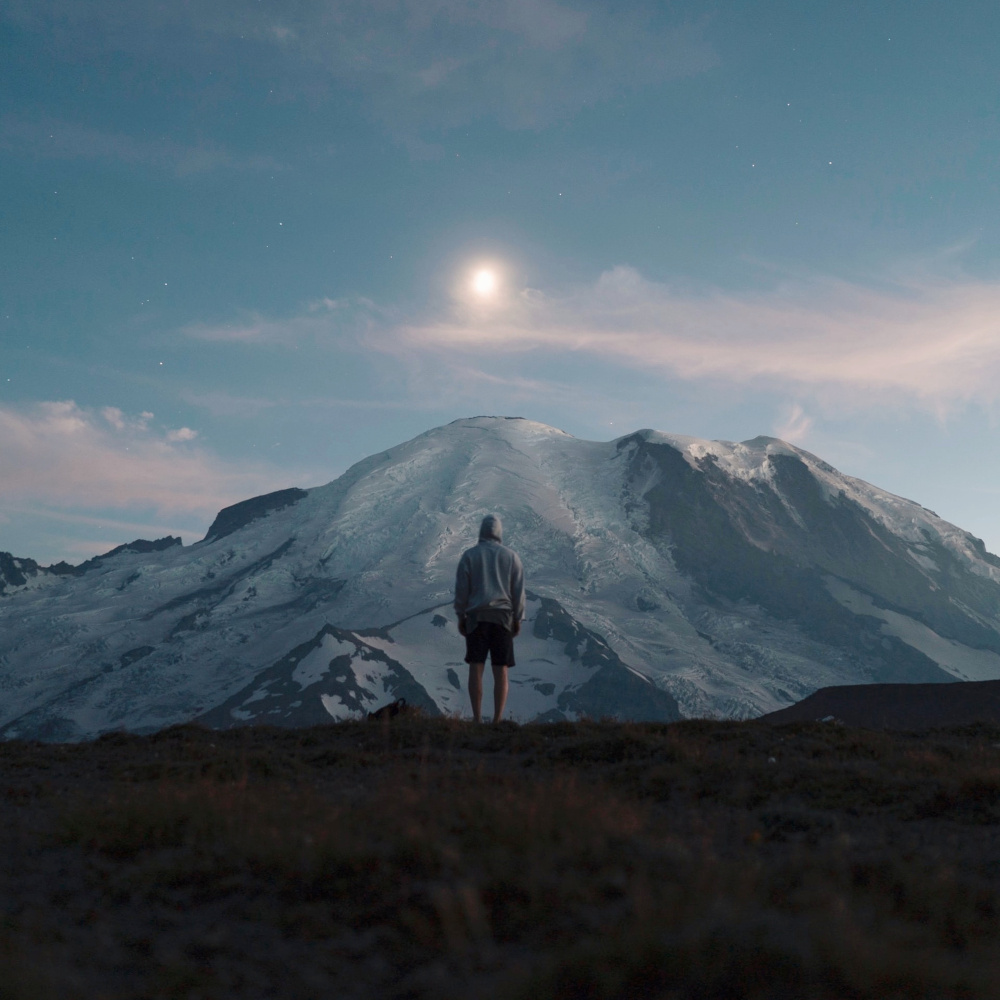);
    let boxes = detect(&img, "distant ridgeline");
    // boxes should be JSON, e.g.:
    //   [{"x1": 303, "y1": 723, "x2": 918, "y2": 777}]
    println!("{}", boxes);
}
[
  {"x1": 0, "y1": 483, "x2": 312, "y2": 595},
  {"x1": 0, "y1": 537, "x2": 182, "y2": 595}
]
